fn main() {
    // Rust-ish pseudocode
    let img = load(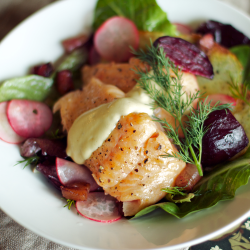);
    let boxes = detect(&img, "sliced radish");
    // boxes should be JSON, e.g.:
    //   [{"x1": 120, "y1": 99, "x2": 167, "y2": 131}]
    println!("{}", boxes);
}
[
  {"x1": 7, "y1": 100, "x2": 53, "y2": 138},
  {"x1": 94, "y1": 16, "x2": 139, "y2": 62},
  {"x1": 173, "y1": 22, "x2": 193, "y2": 35},
  {"x1": 56, "y1": 158, "x2": 99, "y2": 191},
  {"x1": 76, "y1": 192, "x2": 122, "y2": 223},
  {"x1": 0, "y1": 102, "x2": 26, "y2": 144},
  {"x1": 203, "y1": 94, "x2": 237, "y2": 107}
]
